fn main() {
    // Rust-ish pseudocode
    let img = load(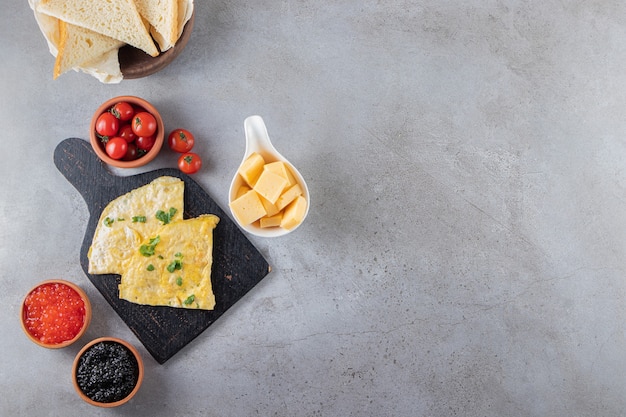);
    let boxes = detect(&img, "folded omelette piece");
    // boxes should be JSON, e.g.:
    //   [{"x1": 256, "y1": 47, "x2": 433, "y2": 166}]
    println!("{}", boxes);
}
[
  {"x1": 88, "y1": 176, "x2": 185, "y2": 275},
  {"x1": 119, "y1": 214, "x2": 220, "y2": 310}
]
